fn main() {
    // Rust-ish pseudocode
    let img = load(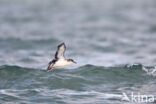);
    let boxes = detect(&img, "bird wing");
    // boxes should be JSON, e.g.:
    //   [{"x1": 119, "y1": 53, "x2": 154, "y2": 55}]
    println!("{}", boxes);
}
[
  {"x1": 47, "y1": 63, "x2": 54, "y2": 72},
  {"x1": 55, "y1": 43, "x2": 66, "y2": 59},
  {"x1": 46, "y1": 59, "x2": 56, "y2": 72}
]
